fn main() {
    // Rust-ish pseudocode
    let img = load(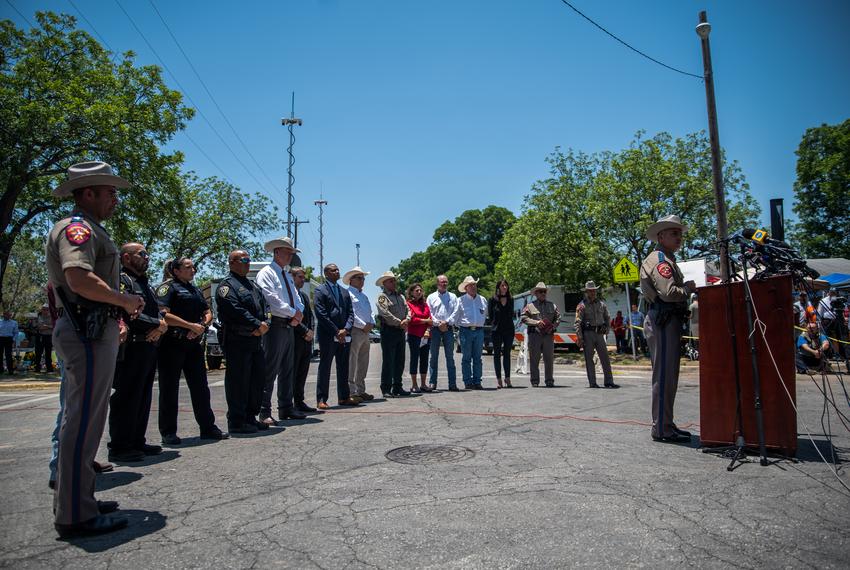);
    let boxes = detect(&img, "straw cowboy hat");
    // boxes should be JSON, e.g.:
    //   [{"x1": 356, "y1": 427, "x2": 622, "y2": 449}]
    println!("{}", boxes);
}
[
  {"x1": 646, "y1": 215, "x2": 688, "y2": 242},
  {"x1": 264, "y1": 236, "x2": 300, "y2": 254},
  {"x1": 532, "y1": 282, "x2": 548, "y2": 293},
  {"x1": 457, "y1": 275, "x2": 480, "y2": 293},
  {"x1": 374, "y1": 271, "x2": 398, "y2": 288},
  {"x1": 584, "y1": 280, "x2": 600, "y2": 291},
  {"x1": 342, "y1": 266, "x2": 370, "y2": 285},
  {"x1": 53, "y1": 161, "x2": 131, "y2": 198}
]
